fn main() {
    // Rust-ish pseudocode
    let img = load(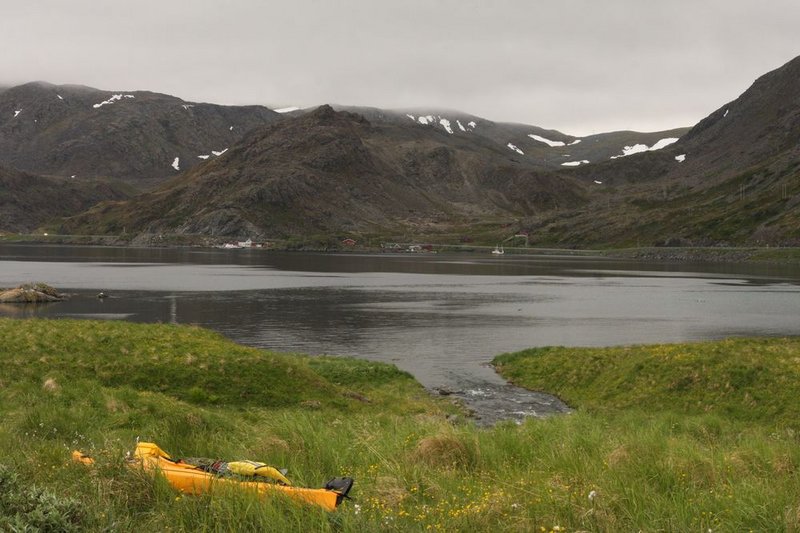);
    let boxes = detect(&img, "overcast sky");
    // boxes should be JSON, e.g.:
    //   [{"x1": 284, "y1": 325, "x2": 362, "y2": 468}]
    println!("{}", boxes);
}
[{"x1": 2, "y1": 0, "x2": 798, "y2": 135}]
